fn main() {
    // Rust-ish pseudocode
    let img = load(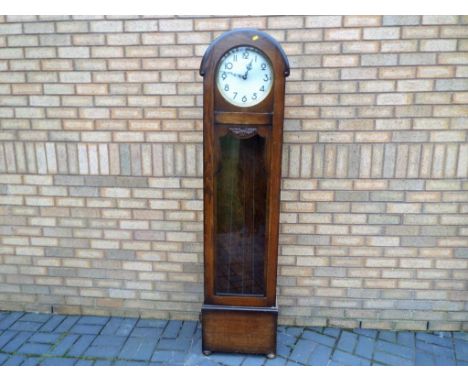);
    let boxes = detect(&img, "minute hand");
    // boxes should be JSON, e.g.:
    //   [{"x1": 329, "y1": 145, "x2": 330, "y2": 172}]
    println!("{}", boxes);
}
[{"x1": 243, "y1": 60, "x2": 253, "y2": 79}]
